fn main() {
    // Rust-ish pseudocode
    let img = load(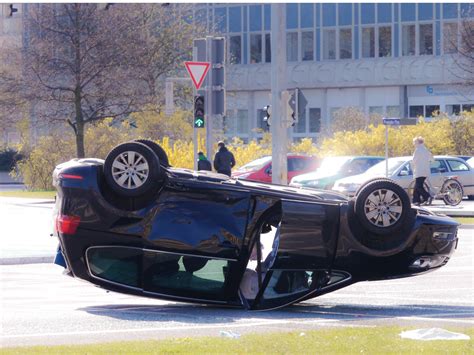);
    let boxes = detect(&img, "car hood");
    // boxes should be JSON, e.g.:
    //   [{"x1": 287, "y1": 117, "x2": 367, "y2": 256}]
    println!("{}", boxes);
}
[
  {"x1": 335, "y1": 172, "x2": 386, "y2": 185},
  {"x1": 291, "y1": 171, "x2": 339, "y2": 183}
]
